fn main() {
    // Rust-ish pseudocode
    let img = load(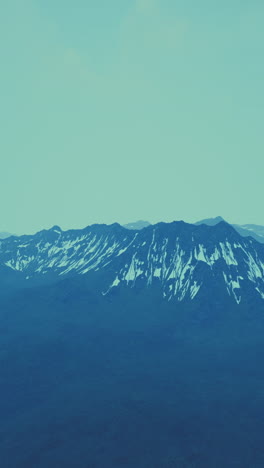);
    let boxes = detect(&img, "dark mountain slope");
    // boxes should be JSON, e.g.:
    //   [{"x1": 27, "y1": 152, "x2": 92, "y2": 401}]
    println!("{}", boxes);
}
[{"x1": 1, "y1": 276, "x2": 264, "y2": 468}]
